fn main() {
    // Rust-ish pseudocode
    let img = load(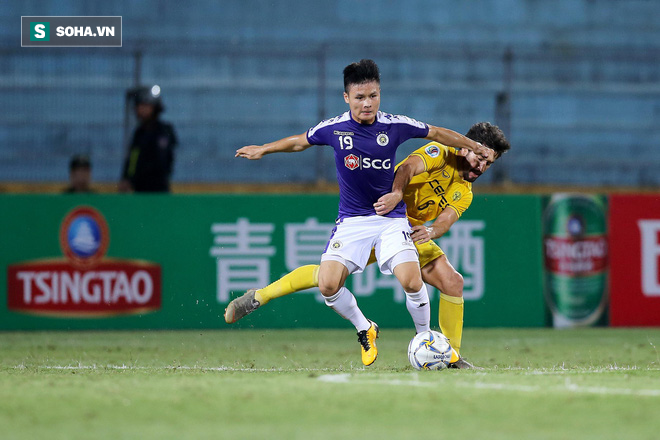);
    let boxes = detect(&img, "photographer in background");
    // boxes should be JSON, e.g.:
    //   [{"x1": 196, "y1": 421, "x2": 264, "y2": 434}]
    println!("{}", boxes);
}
[{"x1": 119, "y1": 85, "x2": 178, "y2": 193}]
